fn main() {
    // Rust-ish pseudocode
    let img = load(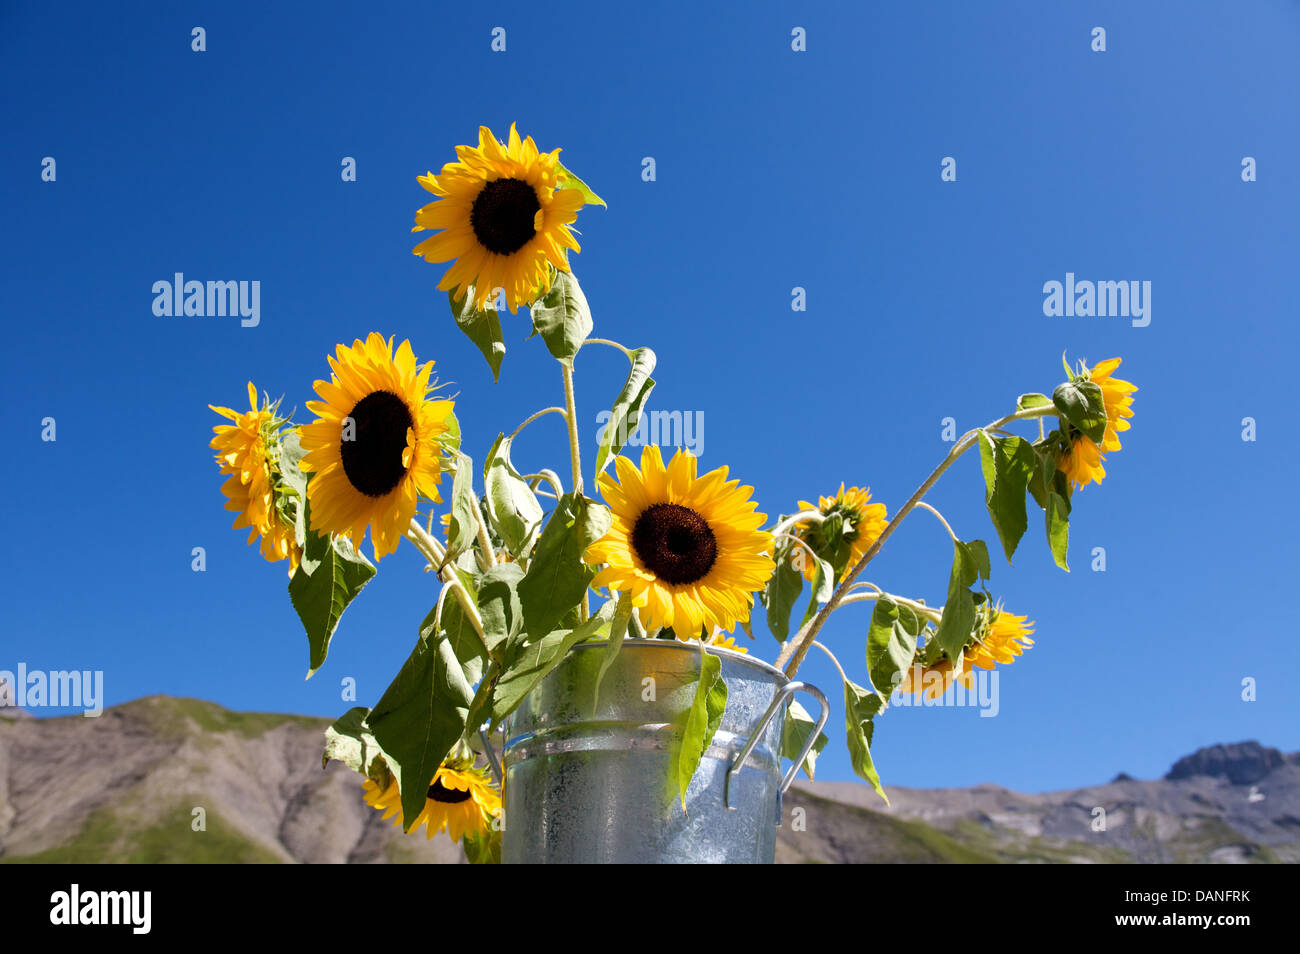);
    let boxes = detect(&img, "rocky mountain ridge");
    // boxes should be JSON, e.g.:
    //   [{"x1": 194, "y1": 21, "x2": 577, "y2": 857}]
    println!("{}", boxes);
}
[{"x1": 1, "y1": 696, "x2": 1295, "y2": 864}]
